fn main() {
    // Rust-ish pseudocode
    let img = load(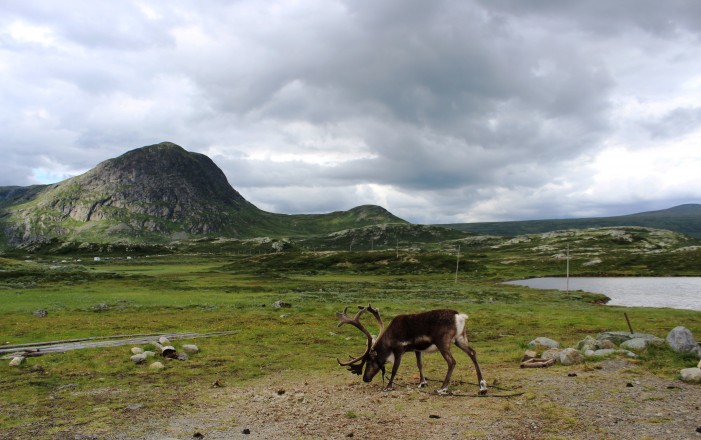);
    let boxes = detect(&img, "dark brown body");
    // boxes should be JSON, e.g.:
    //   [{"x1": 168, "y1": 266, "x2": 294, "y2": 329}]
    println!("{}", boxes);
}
[{"x1": 363, "y1": 309, "x2": 487, "y2": 394}]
